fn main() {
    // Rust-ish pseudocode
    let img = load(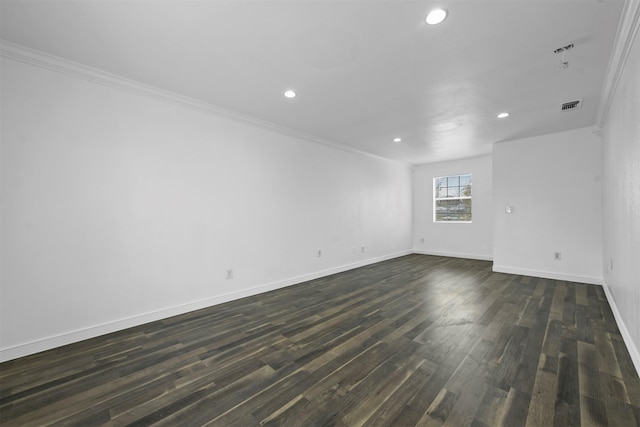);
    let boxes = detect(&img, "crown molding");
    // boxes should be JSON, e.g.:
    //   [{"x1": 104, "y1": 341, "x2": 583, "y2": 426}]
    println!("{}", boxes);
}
[
  {"x1": 594, "y1": 0, "x2": 640, "y2": 132},
  {"x1": 1, "y1": 40, "x2": 403, "y2": 166}
]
